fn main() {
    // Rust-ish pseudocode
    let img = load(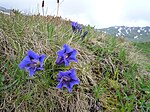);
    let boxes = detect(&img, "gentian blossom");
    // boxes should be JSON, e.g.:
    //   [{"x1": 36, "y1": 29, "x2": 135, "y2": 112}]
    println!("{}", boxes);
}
[
  {"x1": 56, "y1": 44, "x2": 78, "y2": 66},
  {"x1": 71, "y1": 21, "x2": 82, "y2": 34},
  {"x1": 56, "y1": 69, "x2": 80, "y2": 92},
  {"x1": 81, "y1": 31, "x2": 88, "y2": 40},
  {"x1": 19, "y1": 50, "x2": 46, "y2": 76}
]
